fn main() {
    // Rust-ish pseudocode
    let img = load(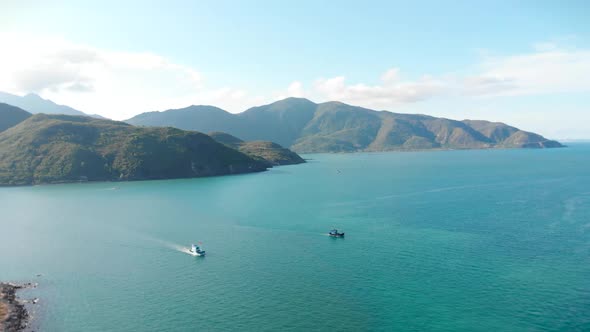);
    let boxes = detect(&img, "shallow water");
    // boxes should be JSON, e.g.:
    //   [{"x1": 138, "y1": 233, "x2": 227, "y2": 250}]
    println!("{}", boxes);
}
[{"x1": 1, "y1": 144, "x2": 589, "y2": 331}]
